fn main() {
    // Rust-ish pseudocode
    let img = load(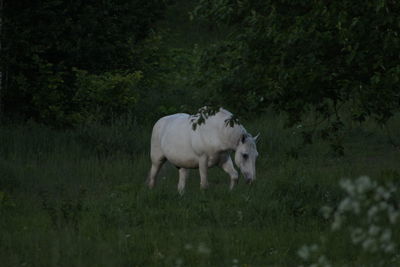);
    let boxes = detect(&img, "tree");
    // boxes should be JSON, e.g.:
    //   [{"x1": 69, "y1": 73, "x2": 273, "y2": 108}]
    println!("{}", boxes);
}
[
  {"x1": 0, "y1": 0, "x2": 3, "y2": 121},
  {"x1": 194, "y1": 0, "x2": 400, "y2": 149},
  {"x1": 1, "y1": 0, "x2": 166, "y2": 125}
]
